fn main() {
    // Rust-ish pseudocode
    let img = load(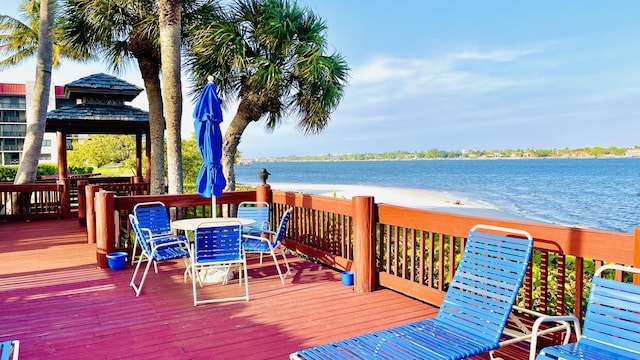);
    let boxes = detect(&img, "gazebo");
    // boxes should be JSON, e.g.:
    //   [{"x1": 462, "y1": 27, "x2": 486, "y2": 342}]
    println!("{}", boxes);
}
[{"x1": 45, "y1": 73, "x2": 151, "y2": 215}]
